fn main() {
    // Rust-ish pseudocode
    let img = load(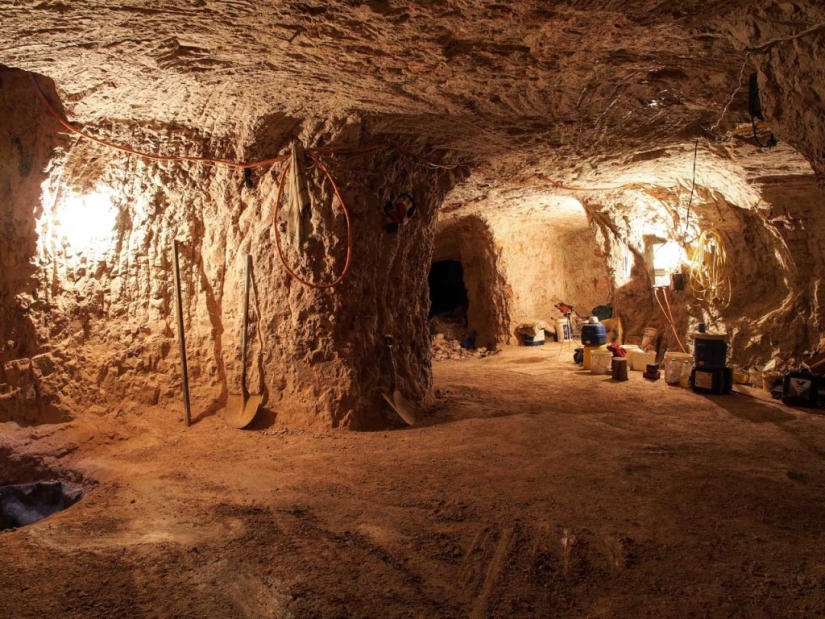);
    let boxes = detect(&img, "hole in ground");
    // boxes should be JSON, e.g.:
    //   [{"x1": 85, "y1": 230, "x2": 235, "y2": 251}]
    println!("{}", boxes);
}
[{"x1": 0, "y1": 446, "x2": 88, "y2": 531}]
